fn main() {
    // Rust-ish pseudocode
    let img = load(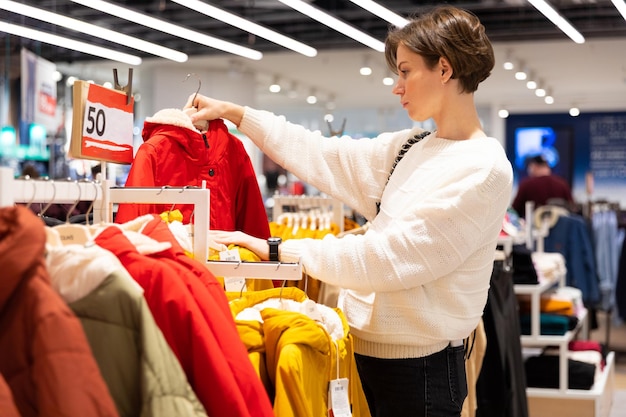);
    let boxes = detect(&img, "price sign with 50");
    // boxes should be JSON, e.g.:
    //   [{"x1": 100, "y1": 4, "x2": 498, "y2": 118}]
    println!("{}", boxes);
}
[{"x1": 80, "y1": 83, "x2": 134, "y2": 164}]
